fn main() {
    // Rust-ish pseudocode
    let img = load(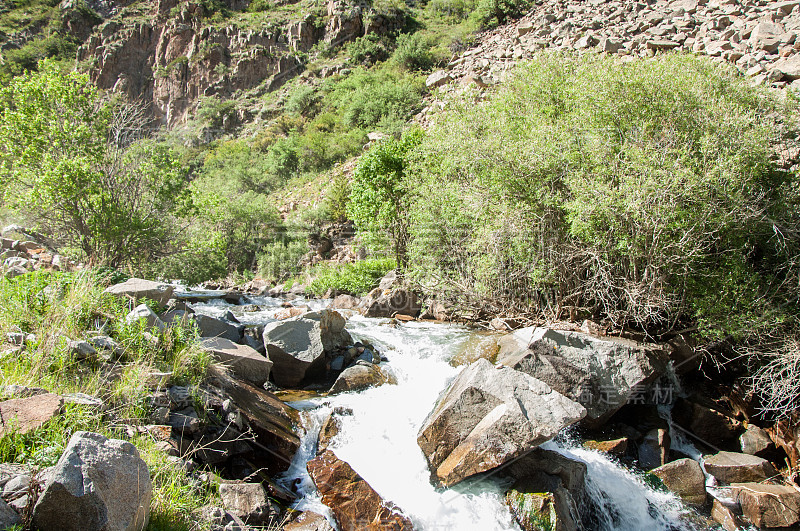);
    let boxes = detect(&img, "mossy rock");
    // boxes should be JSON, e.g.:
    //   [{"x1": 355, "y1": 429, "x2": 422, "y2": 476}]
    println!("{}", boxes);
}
[{"x1": 505, "y1": 489, "x2": 556, "y2": 531}]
